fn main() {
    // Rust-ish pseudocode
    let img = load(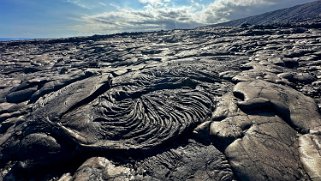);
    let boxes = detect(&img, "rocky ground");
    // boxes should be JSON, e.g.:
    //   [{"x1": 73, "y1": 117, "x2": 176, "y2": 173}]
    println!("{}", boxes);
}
[{"x1": 0, "y1": 23, "x2": 321, "y2": 180}]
